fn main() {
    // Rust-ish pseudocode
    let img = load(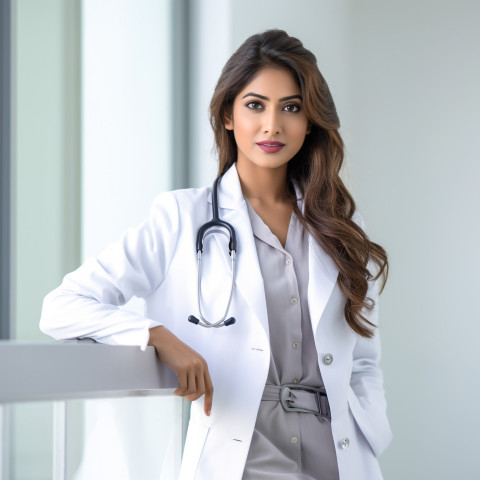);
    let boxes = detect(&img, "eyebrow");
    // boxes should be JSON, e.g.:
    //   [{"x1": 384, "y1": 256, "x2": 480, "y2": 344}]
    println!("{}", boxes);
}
[{"x1": 241, "y1": 92, "x2": 303, "y2": 102}]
